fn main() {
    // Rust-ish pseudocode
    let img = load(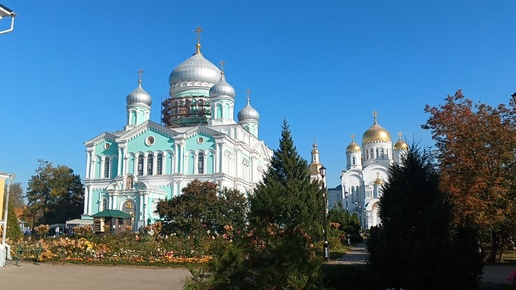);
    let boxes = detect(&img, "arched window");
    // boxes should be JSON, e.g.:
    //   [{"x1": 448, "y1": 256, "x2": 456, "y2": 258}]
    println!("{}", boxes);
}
[
  {"x1": 381, "y1": 148, "x2": 385, "y2": 158},
  {"x1": 370, "y1": 149, "x2": 374, "y2": 160},
  {"x1": 352, "y1": 156, "x2": 356, "y2": 165},
  {"x1": 103, "y1": 158, "x2": 110, "y2": 178},
  {"x1": 157, "y1": 153, "x2": 163, "y2": 175},
  {"x1": 101, "y1": 198, "x2": 109, "y2": 211},
  {"x1": 137, "y1": 155, "x2": 144, "y2": 175},
  {"x1": 198, "y1": 152, "x2": 204, "y2": 174},
  {"x1": 147, "y1": 154, "x2": 154, "y2": 175}
]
